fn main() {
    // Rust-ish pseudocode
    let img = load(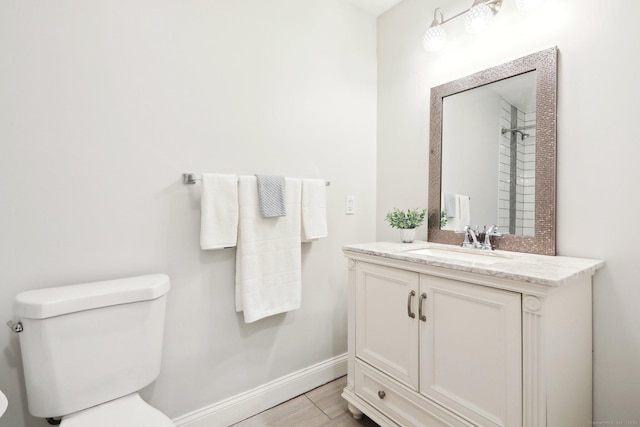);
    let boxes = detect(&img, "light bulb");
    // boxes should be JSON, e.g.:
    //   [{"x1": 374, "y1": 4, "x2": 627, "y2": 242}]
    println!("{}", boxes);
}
[
  {"x1": 423, "y1": 8, "x2": 447, "y2": 52},
  {"x1": 464, "y1": 2, "x2": 495, "y2": 33},
  {"x1": 423, "y1": 25, "x2": 447, "y2": 52},
  {"x1": 515, "y1": 0, "x2": 544, "y2": 11}
]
